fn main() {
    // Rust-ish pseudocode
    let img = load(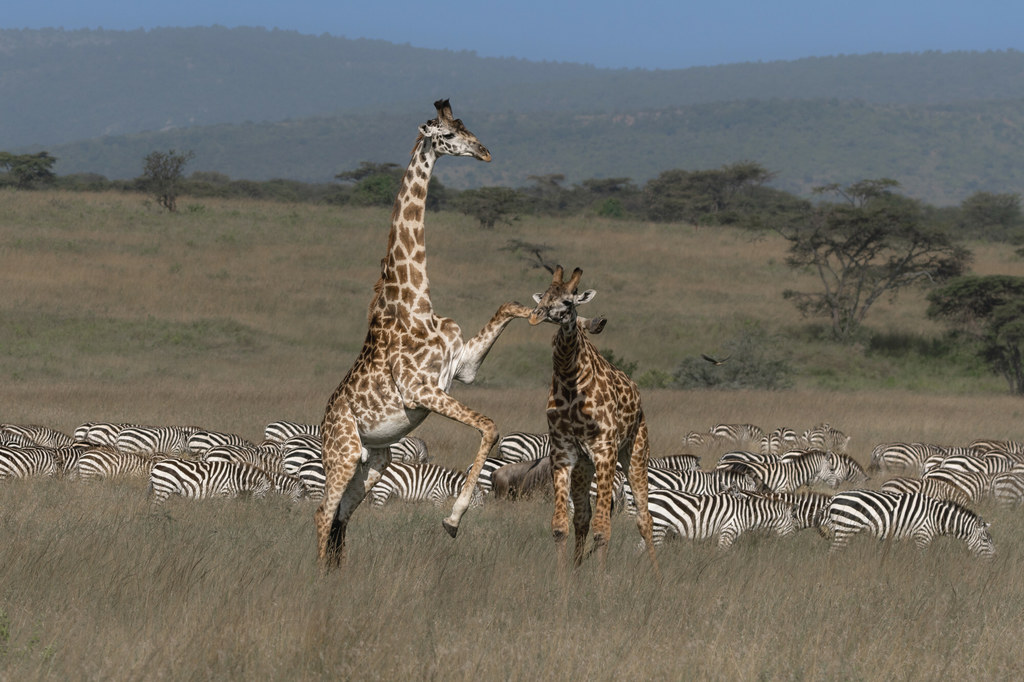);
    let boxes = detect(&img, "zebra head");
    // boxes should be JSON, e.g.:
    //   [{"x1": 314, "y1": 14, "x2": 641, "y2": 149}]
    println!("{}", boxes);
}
[{"x1": 967, "y1": 518, "x2": 995, "y2": 559}]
